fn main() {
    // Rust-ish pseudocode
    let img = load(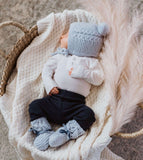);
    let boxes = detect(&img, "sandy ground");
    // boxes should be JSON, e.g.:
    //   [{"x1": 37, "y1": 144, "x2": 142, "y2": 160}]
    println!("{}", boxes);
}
[{"x1": 0, "y1": 0, "x2": 143, "y2": 160}]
